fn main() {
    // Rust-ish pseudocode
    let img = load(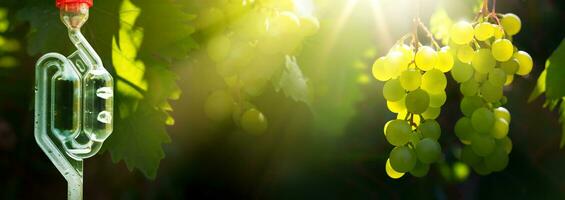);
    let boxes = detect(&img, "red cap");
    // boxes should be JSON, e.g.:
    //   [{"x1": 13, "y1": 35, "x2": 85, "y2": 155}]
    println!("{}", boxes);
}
[{"x1": 56, "y1": 0, "x2": 93, "y2": 8}]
